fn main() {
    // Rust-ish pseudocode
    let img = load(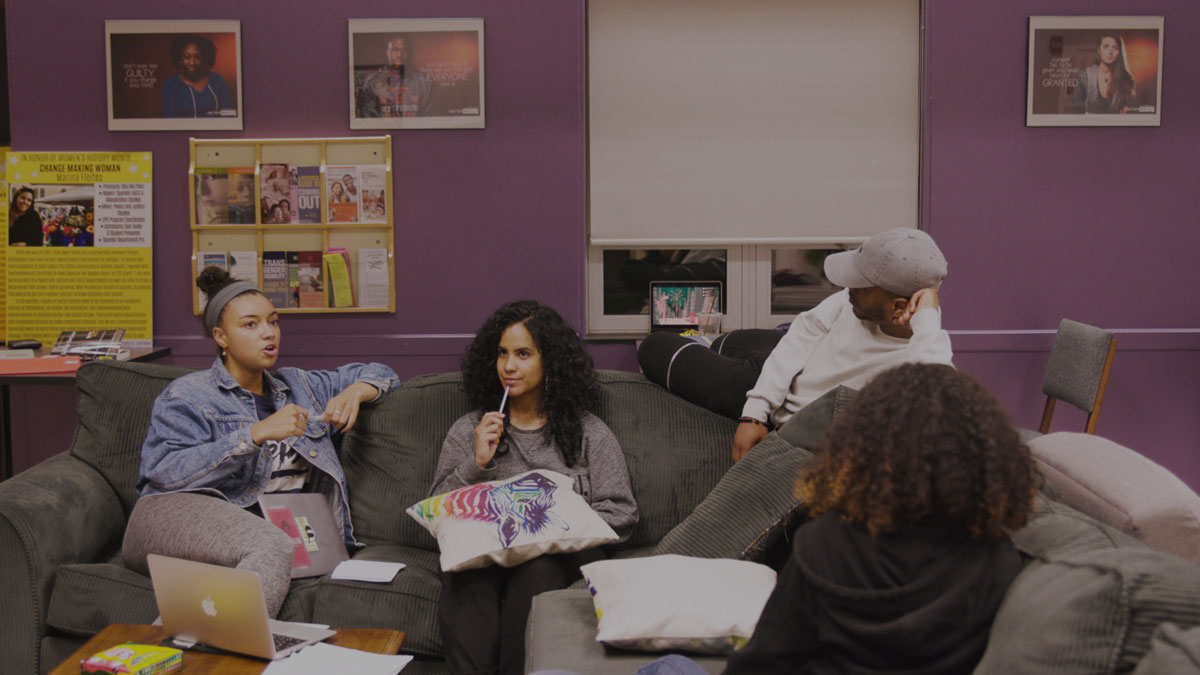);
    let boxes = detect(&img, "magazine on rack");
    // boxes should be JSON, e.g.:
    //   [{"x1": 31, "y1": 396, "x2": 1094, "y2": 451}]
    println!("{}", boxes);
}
[{"x1": 50, "y1": 329, "x2": 128, "y2": 361}]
